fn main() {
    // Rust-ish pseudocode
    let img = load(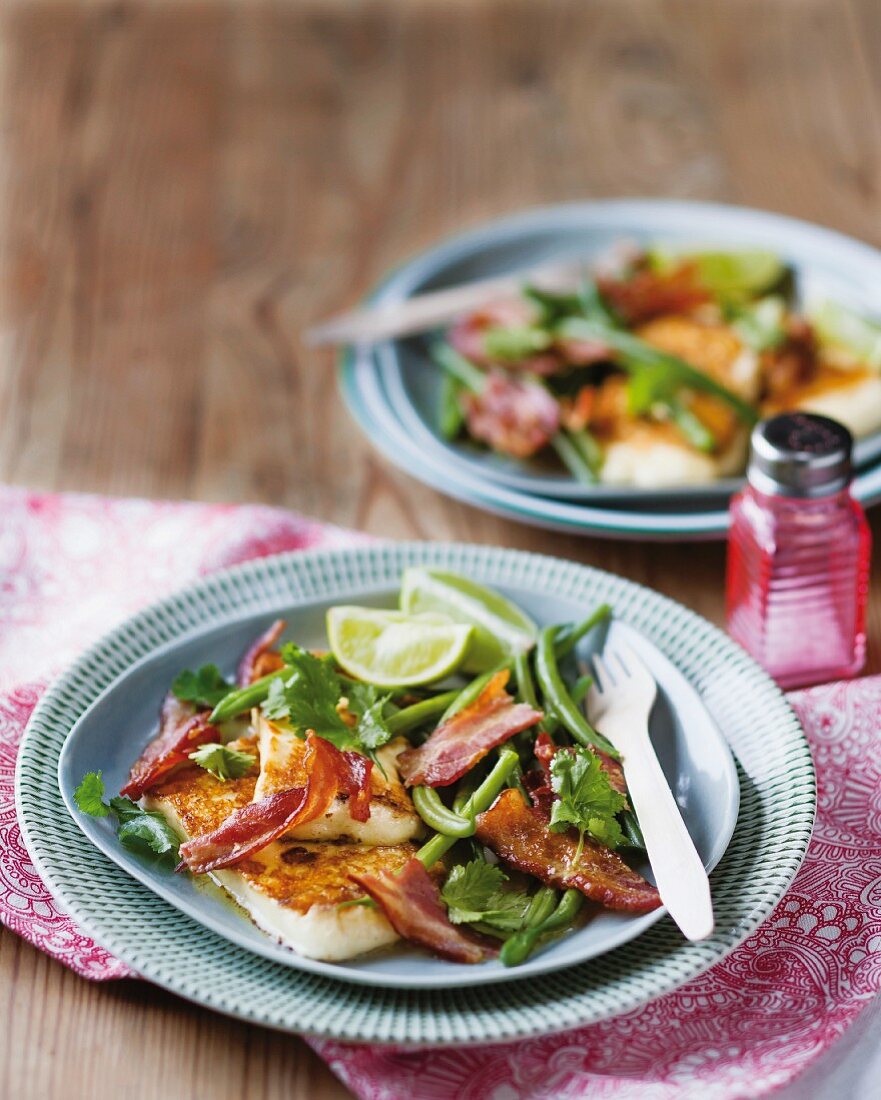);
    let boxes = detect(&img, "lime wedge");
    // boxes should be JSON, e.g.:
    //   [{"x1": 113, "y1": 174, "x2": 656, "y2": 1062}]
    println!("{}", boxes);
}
[
  {"x1": 399, "y1": 568, "x2": 537, "y2": 671},
  {"x1": 648, "y1": 247, "x2": 786, "y2": 299},
  {"x1": 809, "y1": 300, "x2": 881, "y2": 369},
  {"x1": 327, "y1": 607, "x2": 473, "y2": 687}
]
